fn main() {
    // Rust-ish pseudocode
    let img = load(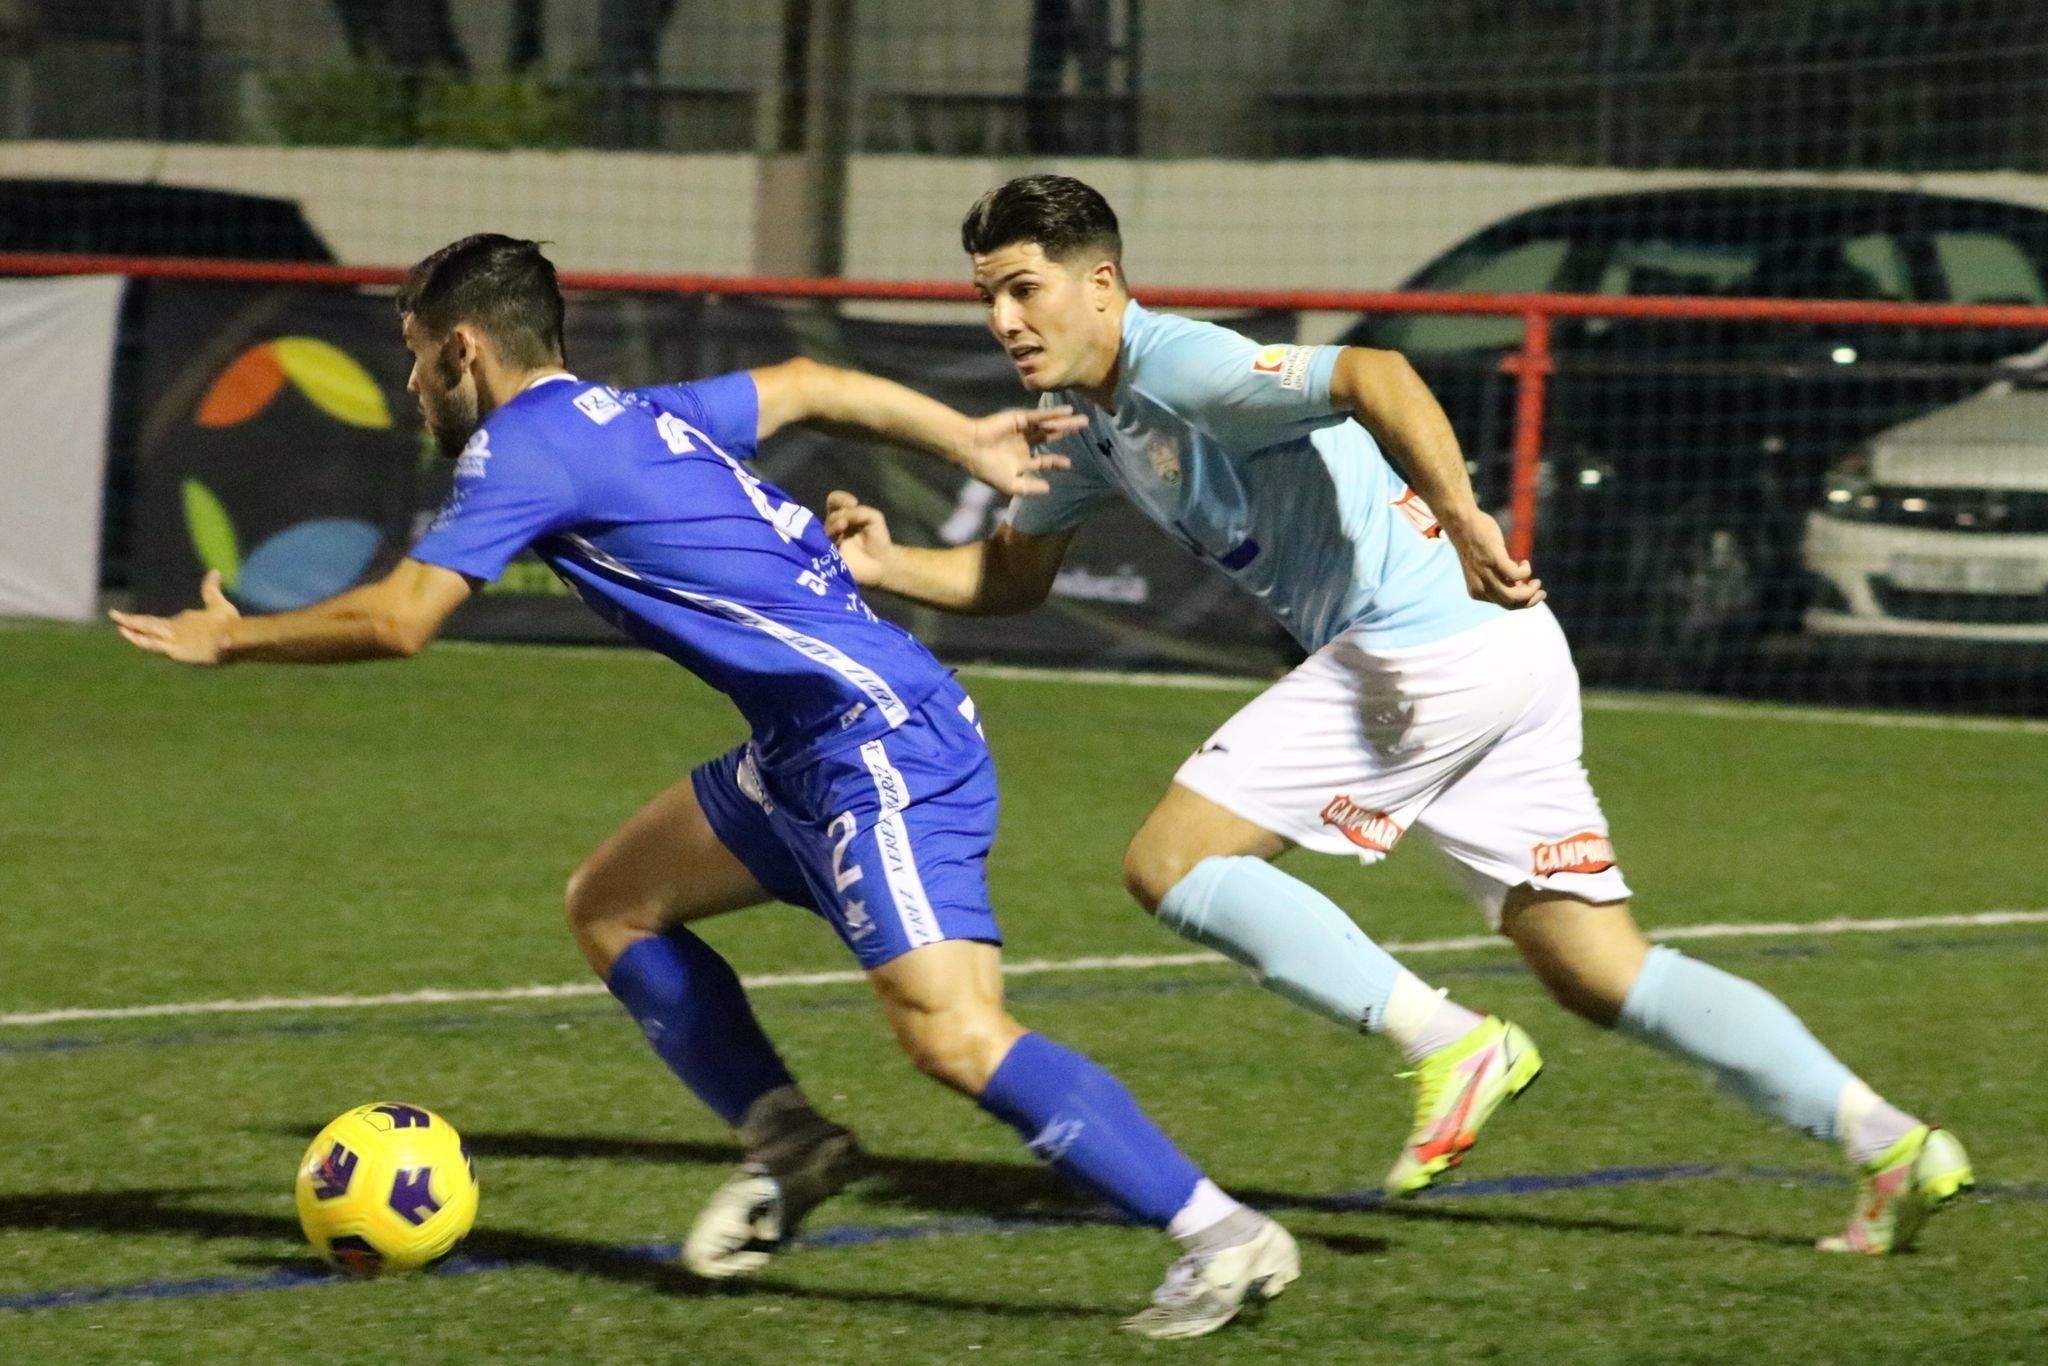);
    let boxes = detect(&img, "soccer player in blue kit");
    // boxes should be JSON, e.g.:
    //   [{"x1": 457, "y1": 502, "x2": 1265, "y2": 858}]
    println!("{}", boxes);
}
[
  {"x1": 824, "y1": 177, "x2": 1972, "y2": 1254},
  {"x1": 111, "y1": 234, "x2": 1299, "y2": 1338}
]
